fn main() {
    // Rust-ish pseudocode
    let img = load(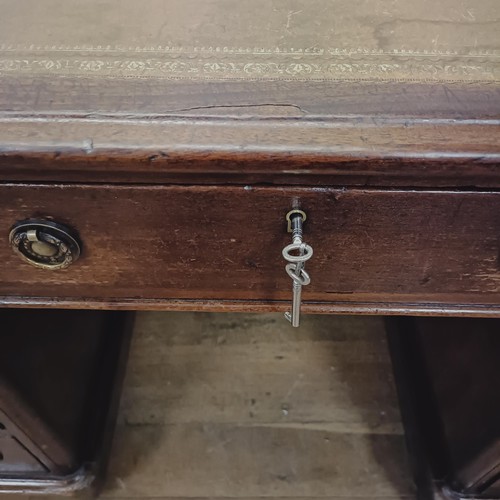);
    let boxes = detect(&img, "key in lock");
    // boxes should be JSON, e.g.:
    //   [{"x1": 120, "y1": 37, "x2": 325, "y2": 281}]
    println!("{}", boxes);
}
[{"x1": 282, "y1": 210, "x2": 313, "y2": 327}]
